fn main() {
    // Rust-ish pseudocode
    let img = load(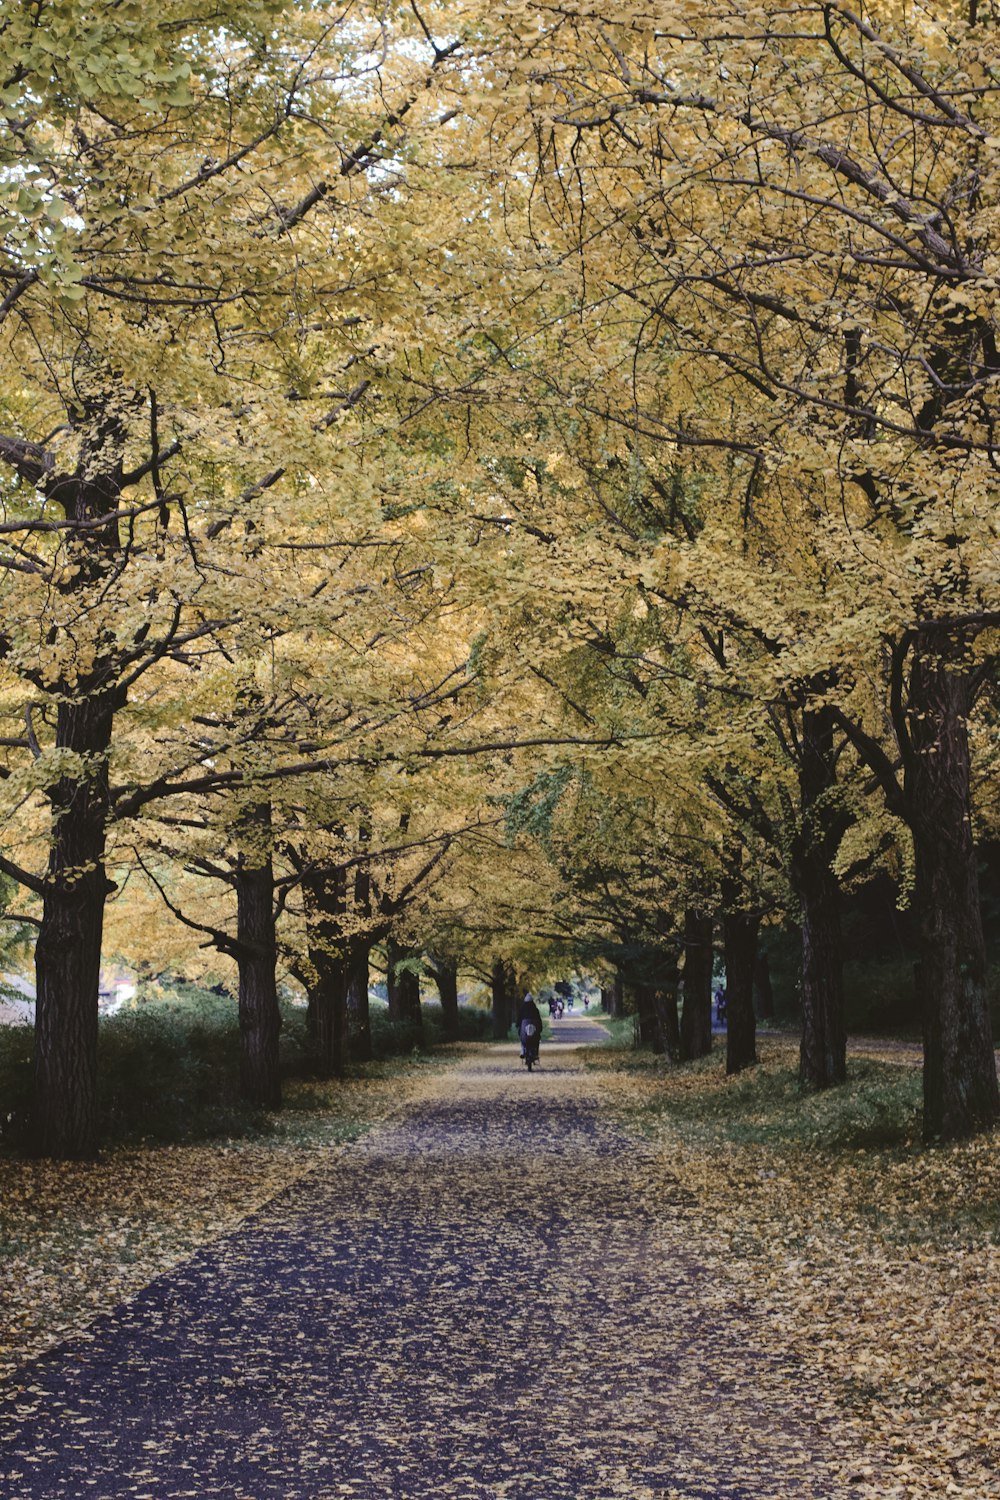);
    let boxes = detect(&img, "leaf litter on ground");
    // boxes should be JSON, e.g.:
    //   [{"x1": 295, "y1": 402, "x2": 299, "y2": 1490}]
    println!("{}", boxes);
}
[{"x1": 585, "y1": 1037, "x2": 1000, "y2": 1500}]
